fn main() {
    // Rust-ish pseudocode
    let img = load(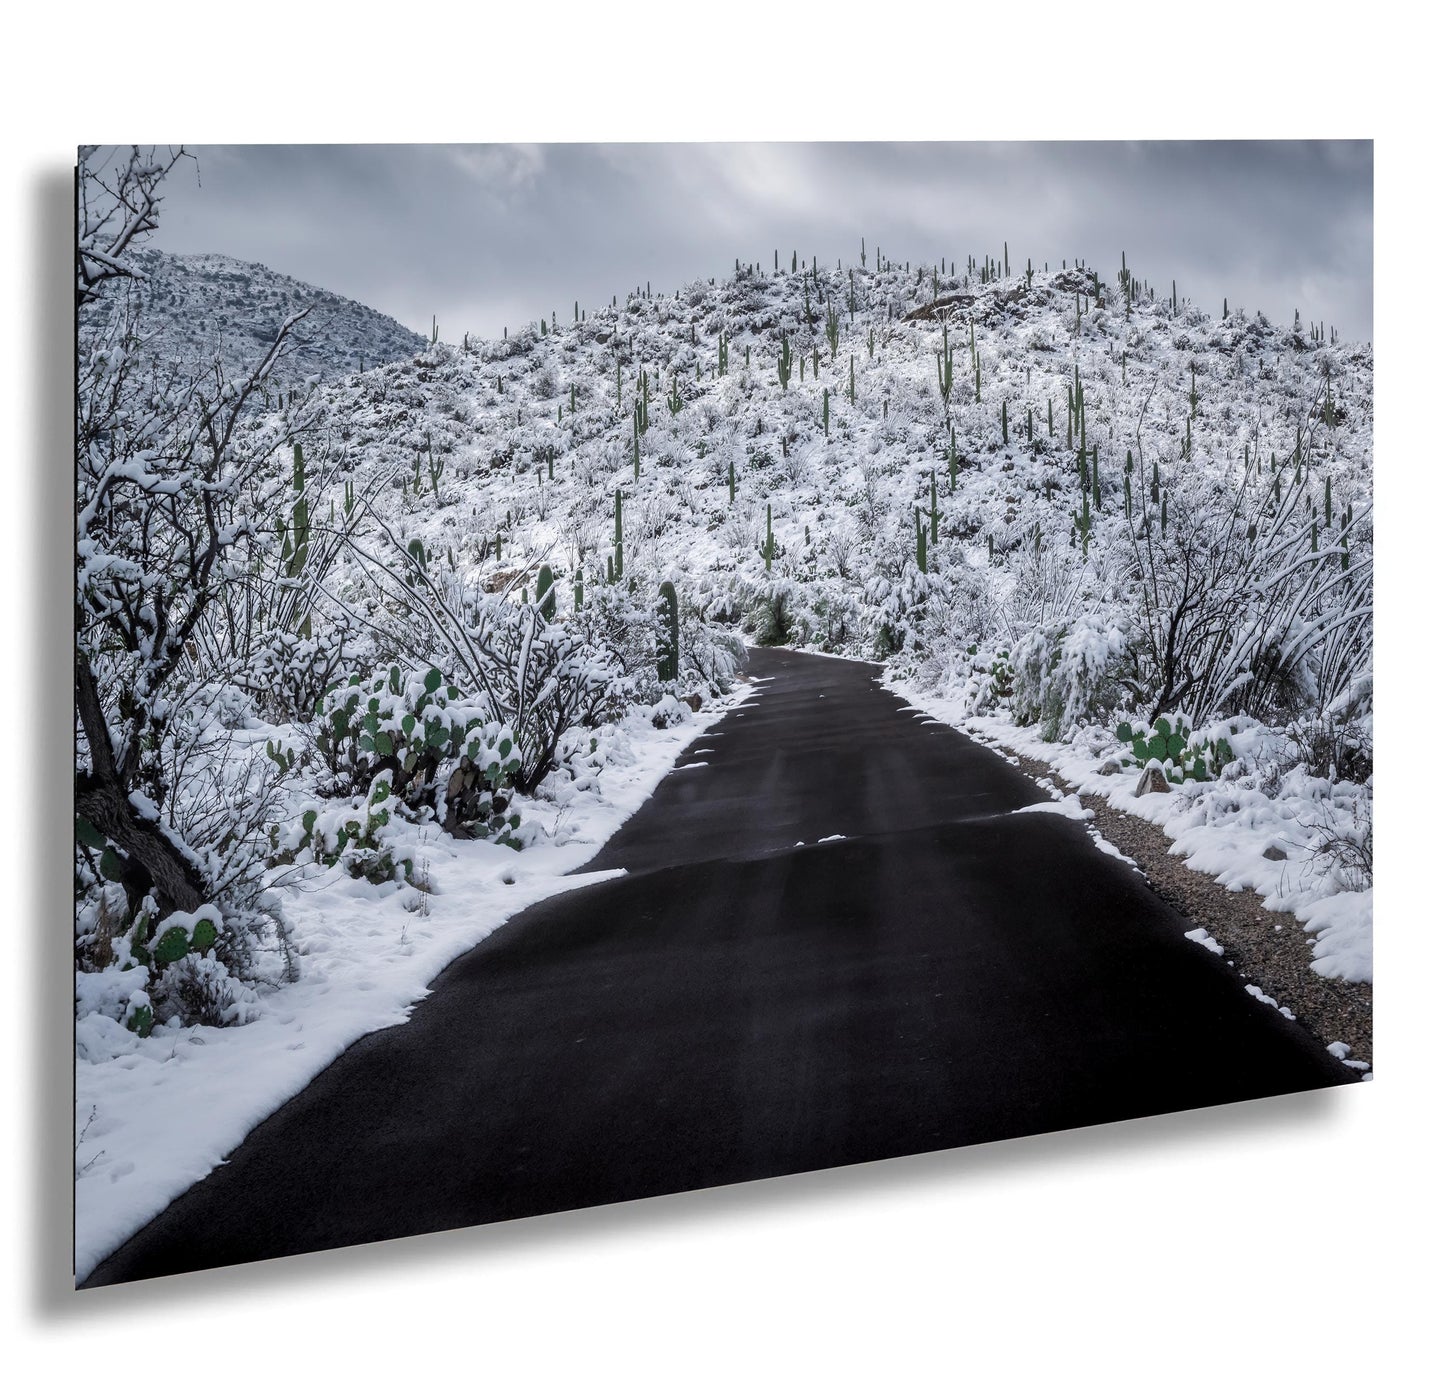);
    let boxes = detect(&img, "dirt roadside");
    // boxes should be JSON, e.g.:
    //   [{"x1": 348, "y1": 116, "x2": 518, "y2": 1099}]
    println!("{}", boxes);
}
[{"x1": 1006, "y1": 747, "x2": 1373, "y2": 1071}]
